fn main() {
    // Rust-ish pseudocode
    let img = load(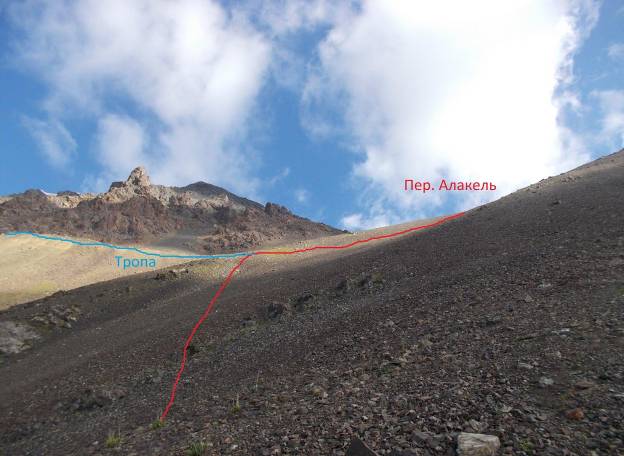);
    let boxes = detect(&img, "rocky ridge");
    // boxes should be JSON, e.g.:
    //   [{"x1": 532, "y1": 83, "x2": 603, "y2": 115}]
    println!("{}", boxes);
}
[{"x1": 0, "y1": 167, "x2": 340, "y2": 252}]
